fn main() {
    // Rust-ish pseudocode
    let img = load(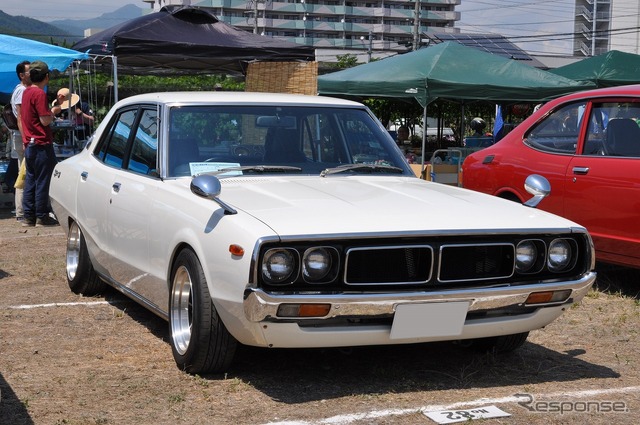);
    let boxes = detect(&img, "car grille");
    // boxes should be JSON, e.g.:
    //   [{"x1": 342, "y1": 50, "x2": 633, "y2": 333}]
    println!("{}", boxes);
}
[
  {"x1": 345, "y1": 245, "x2": 433, "y2": 284},
  {"x1": 256, "y1": 234, "x2": 591, "y2": 292}
]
